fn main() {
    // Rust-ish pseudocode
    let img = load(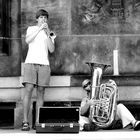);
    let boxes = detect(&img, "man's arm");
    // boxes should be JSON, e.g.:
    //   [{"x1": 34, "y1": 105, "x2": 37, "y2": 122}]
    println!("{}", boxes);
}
[
  {"x1": 25, "y1": 23, "x2": 47, "y2": 44},
  {"x1": 25, "y1": 28, "x2": 41, "y2": 44},
  {"x1": 80, "y1": 98, "x2": 92, "y2": 116}
]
